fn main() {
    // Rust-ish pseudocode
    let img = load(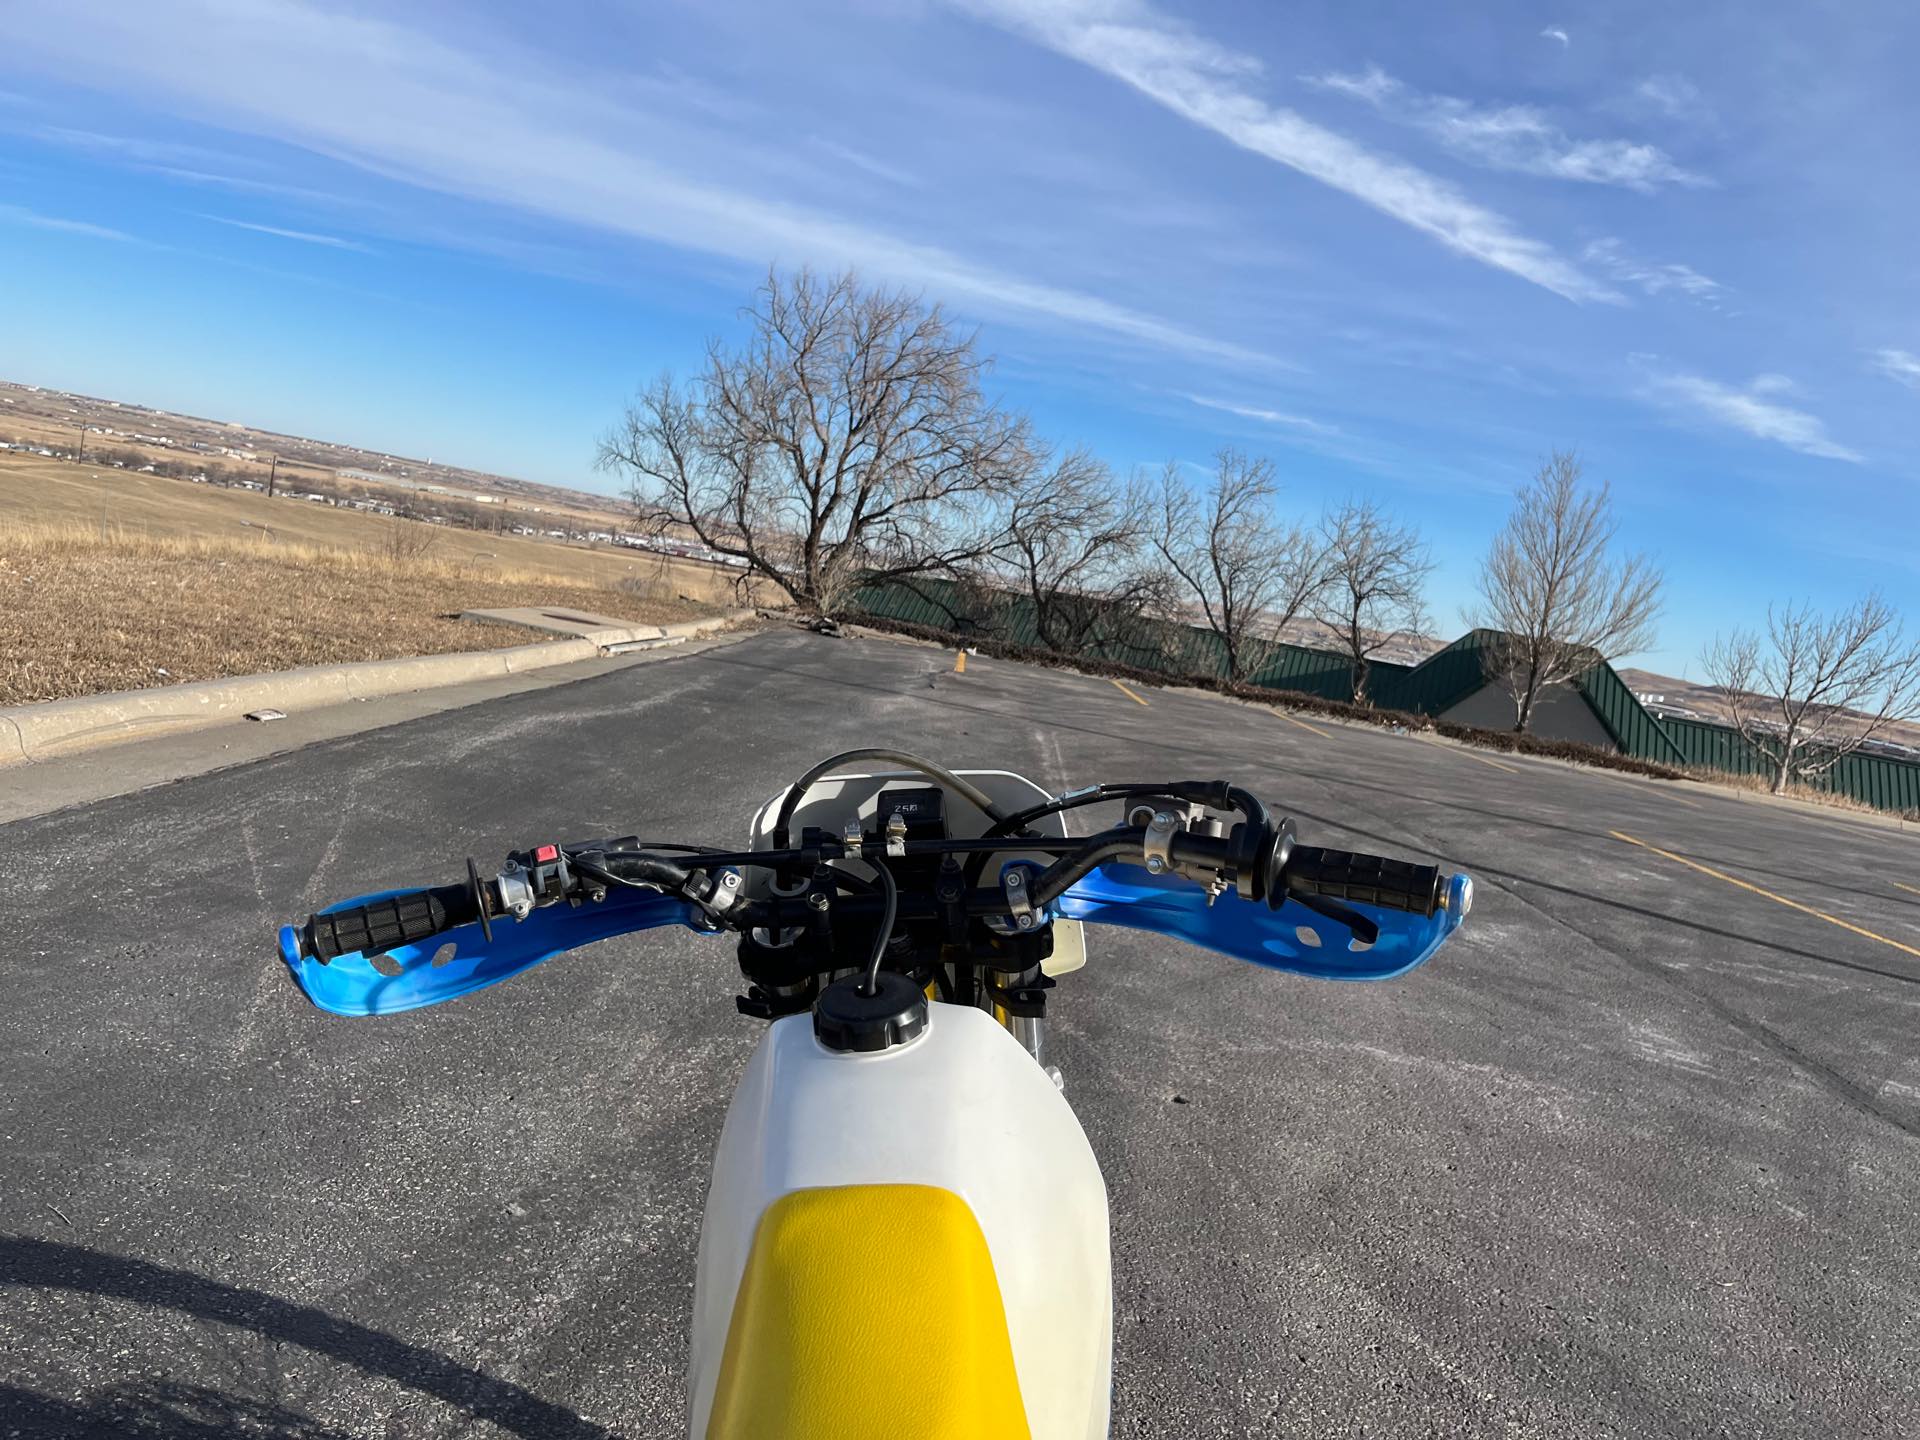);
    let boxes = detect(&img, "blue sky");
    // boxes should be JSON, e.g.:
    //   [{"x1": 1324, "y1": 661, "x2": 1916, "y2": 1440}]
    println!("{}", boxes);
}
[{"x1": 1, "y1": 0, "x2": 1916, "y2": 674}]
